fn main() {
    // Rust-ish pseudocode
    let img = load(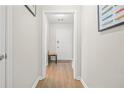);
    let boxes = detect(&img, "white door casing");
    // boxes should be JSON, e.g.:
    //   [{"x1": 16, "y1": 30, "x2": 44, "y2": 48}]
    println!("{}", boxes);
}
[
  {"x1": 0, "y1": 6, "x2": 6, "y2": 88},
  {"x1": 41, "y1": 11, "x2": 48, "y2": 79},
  {"x1": 41, "y1": 10, "x2": 79, "y2": 80}
]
